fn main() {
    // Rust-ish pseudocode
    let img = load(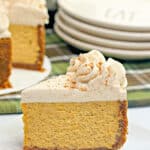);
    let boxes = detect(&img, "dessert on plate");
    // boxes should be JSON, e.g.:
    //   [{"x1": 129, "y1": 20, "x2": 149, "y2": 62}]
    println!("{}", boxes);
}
[
  {"x1": 0, "y1": 3, "x2": 11, "y2": 88},
  {"x1": 22, "y1": 50, "x2": 128, "y2": 150},
  {"x1": 0, "y1": 0, "x2": 49, "y2": 89},
  {"x1": 7, "y1": 0, "x2": 49, "y2": 70}
]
